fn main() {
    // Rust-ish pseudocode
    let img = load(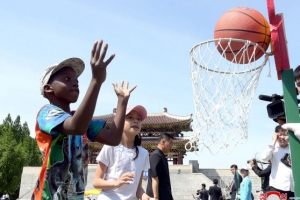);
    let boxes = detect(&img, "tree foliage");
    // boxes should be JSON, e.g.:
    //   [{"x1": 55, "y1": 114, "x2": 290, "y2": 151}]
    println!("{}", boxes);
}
[{"x1": 0, "y1": 114, "x2": 42, "y2": 199}]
